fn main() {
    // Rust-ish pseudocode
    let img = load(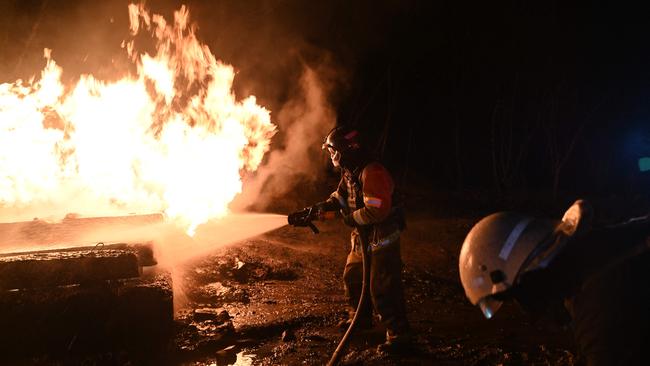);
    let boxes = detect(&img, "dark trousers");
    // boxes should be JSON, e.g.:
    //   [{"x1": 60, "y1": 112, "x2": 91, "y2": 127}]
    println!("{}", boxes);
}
[{"x1": 342, "y1": 241, "x2": 410, "y2": 335}]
